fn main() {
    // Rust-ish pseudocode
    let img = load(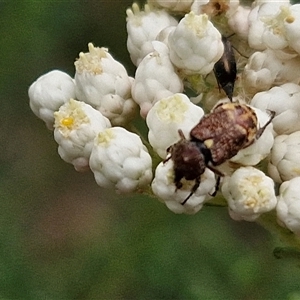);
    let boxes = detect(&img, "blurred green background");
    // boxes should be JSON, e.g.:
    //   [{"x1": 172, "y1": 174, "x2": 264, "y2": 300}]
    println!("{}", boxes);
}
[{"x1": 1, "y1": 1, "x2": 300, "y2": 299}]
